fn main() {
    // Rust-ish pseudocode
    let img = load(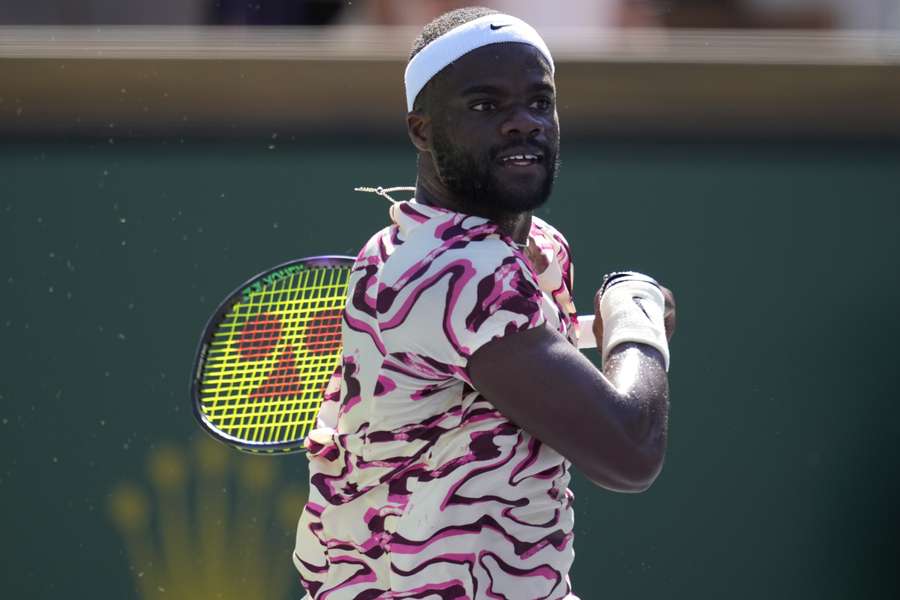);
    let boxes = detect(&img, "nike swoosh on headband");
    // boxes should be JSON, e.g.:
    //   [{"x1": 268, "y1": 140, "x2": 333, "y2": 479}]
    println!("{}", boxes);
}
[{"x1": 404, "y1": 14, "x2": 555, "y2": 112}]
